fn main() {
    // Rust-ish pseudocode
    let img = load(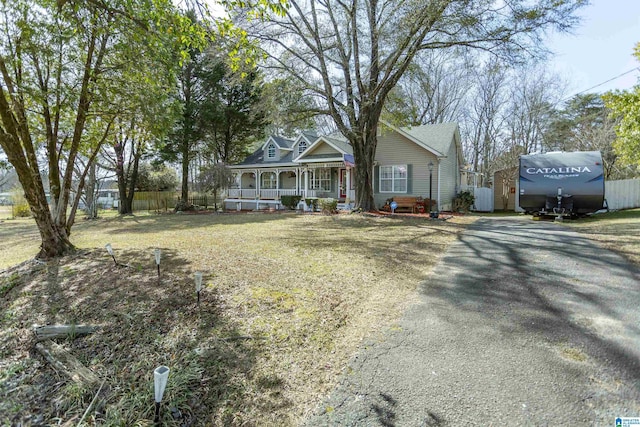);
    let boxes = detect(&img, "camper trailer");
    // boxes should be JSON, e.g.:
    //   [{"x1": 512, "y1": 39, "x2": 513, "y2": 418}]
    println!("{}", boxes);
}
[{"x1": 519, "y1": 151, "x2": 605, "y2": 218}]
